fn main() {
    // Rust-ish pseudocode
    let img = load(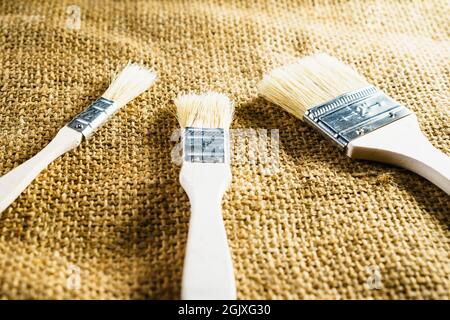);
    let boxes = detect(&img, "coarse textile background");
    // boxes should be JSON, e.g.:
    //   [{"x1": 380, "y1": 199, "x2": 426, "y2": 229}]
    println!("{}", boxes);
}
[{"x1": 0, "y1": 0, "x2": 449, "y2": 299}]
